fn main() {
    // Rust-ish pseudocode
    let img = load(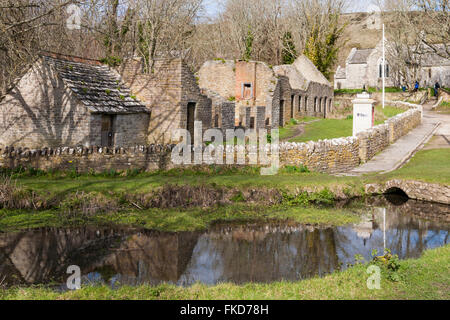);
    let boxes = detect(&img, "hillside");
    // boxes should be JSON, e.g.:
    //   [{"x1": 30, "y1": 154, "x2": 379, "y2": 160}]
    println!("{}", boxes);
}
[{"x1": 336, "y1": 12, "x2": 383, "y2": 76}]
